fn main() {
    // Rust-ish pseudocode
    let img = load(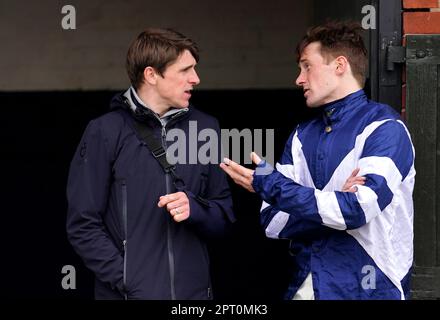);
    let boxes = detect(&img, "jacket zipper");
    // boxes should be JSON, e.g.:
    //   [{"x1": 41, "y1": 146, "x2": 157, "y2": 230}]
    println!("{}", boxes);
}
[
  {"x1": 121, "y1": 180, "x2": 128, "y2": 300},
  {"x1": 160, "y1": 120, "x2": 176, "y2": 300},
  {"x1": 146, "y1": 112, "x2": 185, "y2": 300},
  {"x1": 123, "y1": 106, "x2": 186, "y2": 299}
]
